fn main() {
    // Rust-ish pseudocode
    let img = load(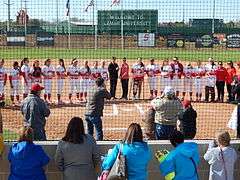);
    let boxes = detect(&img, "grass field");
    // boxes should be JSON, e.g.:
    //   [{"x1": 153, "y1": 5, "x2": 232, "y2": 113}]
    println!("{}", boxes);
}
[{"x1": 1, "y1": 47, "x2": 240, "y2": 61}]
